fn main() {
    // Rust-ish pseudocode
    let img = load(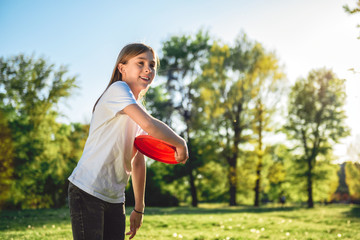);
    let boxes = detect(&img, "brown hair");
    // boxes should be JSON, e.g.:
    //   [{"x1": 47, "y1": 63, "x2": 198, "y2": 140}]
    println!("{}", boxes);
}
[{"x1": 92, "y1": 43, "x2": 159, "y2": 112}]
